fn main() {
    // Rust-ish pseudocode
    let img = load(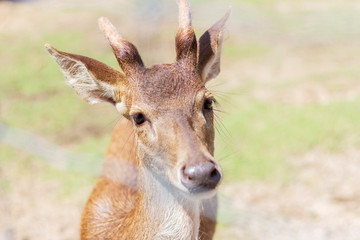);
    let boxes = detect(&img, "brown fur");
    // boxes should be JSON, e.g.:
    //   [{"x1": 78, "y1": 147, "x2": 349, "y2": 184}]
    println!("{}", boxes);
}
[{"x1": 46, "y1": 1, "x2": 230, "y2": 239}]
